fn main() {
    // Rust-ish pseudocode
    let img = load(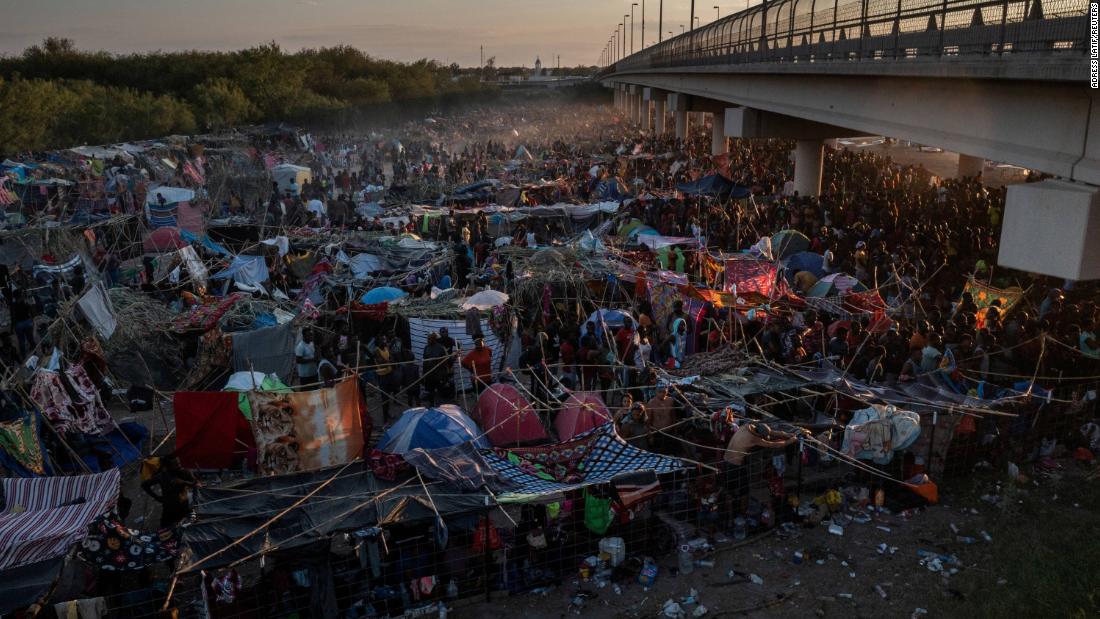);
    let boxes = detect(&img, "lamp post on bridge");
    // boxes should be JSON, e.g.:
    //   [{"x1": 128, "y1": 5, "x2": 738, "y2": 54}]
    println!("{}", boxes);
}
[
  {"x1": 641, "y1": 0, "x2": 646, "y2": 49},
  {"x1": 714, "y1": 5, "x2": 720, "y2": 20},
  {"x1": 623, "y1": 15, "x2": 629, "y2": 57},
  {"x1": 631, "y1": 3, "x2": 637, "y2": 54},
  {"x1": 659, "y1": 0, "x2": 663, "y2": 43},
  {"x1": 690, "y1": 0, "x2": 695, "y2": 31}
]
